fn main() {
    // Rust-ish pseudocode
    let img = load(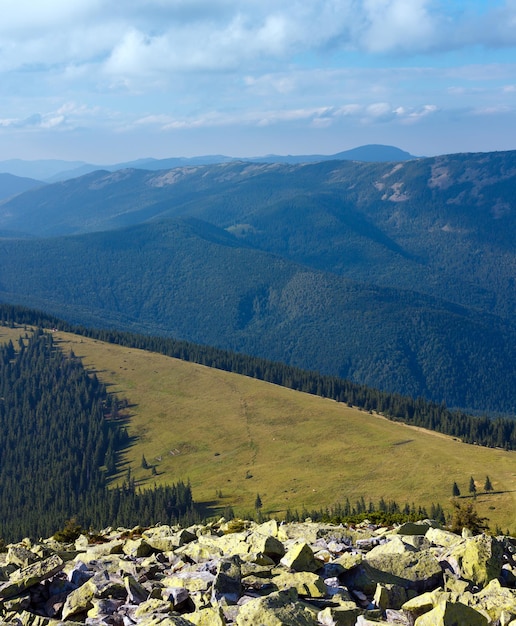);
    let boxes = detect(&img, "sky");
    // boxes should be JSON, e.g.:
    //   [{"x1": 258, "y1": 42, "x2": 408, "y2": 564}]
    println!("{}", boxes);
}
[{"x1": 1, "y1": 0, "x2": 516, "y2": 163}]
